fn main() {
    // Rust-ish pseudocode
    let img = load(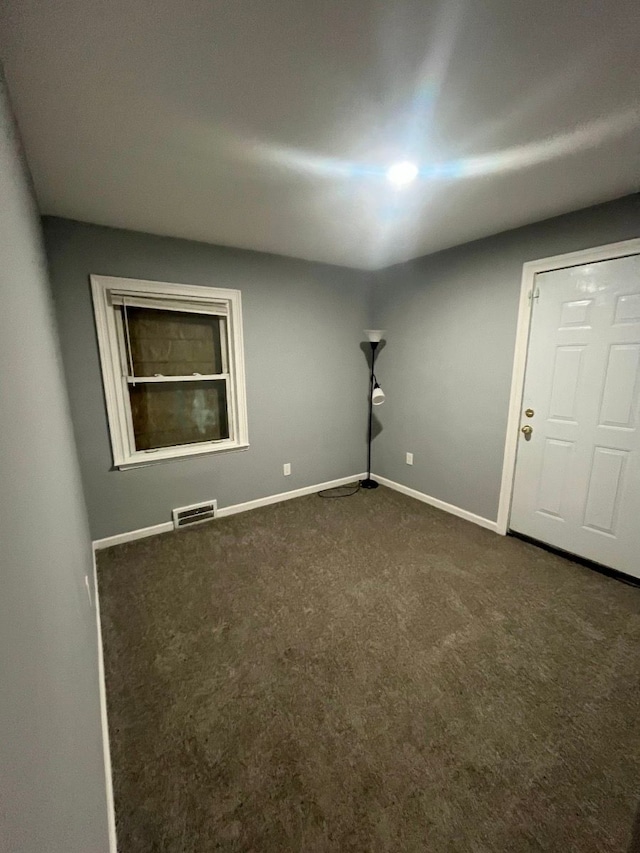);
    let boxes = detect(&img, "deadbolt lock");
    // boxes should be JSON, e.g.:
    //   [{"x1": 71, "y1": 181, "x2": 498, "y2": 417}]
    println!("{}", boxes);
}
[
  {"x1": 524, "y1": 408, "x2": 534, "y2": 418},
  {"x1": 521, "y1": 425, "x2": 533, "y2": 440}
]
